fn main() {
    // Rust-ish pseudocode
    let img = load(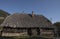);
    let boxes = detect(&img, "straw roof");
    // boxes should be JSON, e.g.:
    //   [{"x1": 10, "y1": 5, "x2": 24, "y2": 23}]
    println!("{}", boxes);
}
[{"x1": 1, "y1": 13, "x2": 52, "y2": 28}]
